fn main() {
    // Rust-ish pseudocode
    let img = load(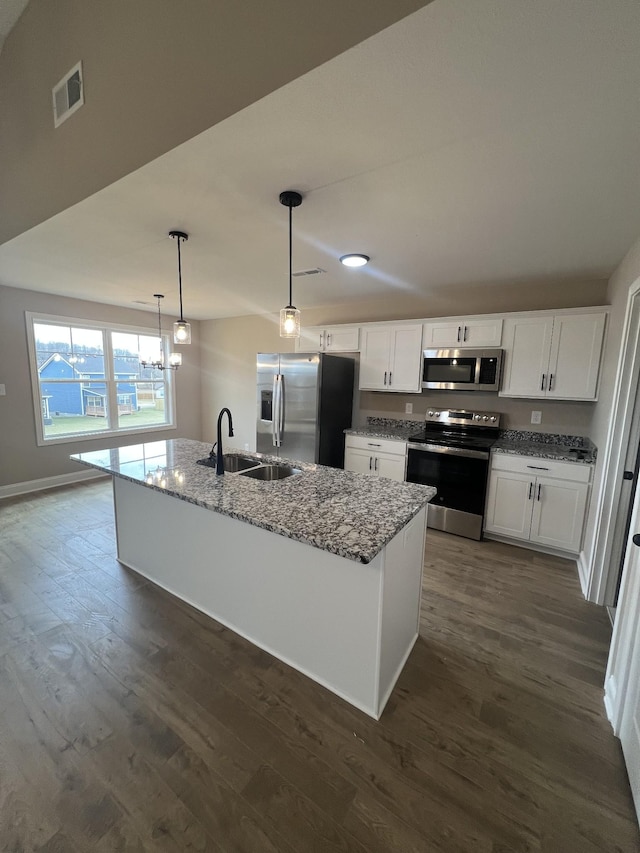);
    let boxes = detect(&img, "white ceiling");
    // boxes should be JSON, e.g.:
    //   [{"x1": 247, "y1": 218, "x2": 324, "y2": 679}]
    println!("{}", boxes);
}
[{"x1": 1, "y1": 0, "x2": 640, "y2": 321}]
